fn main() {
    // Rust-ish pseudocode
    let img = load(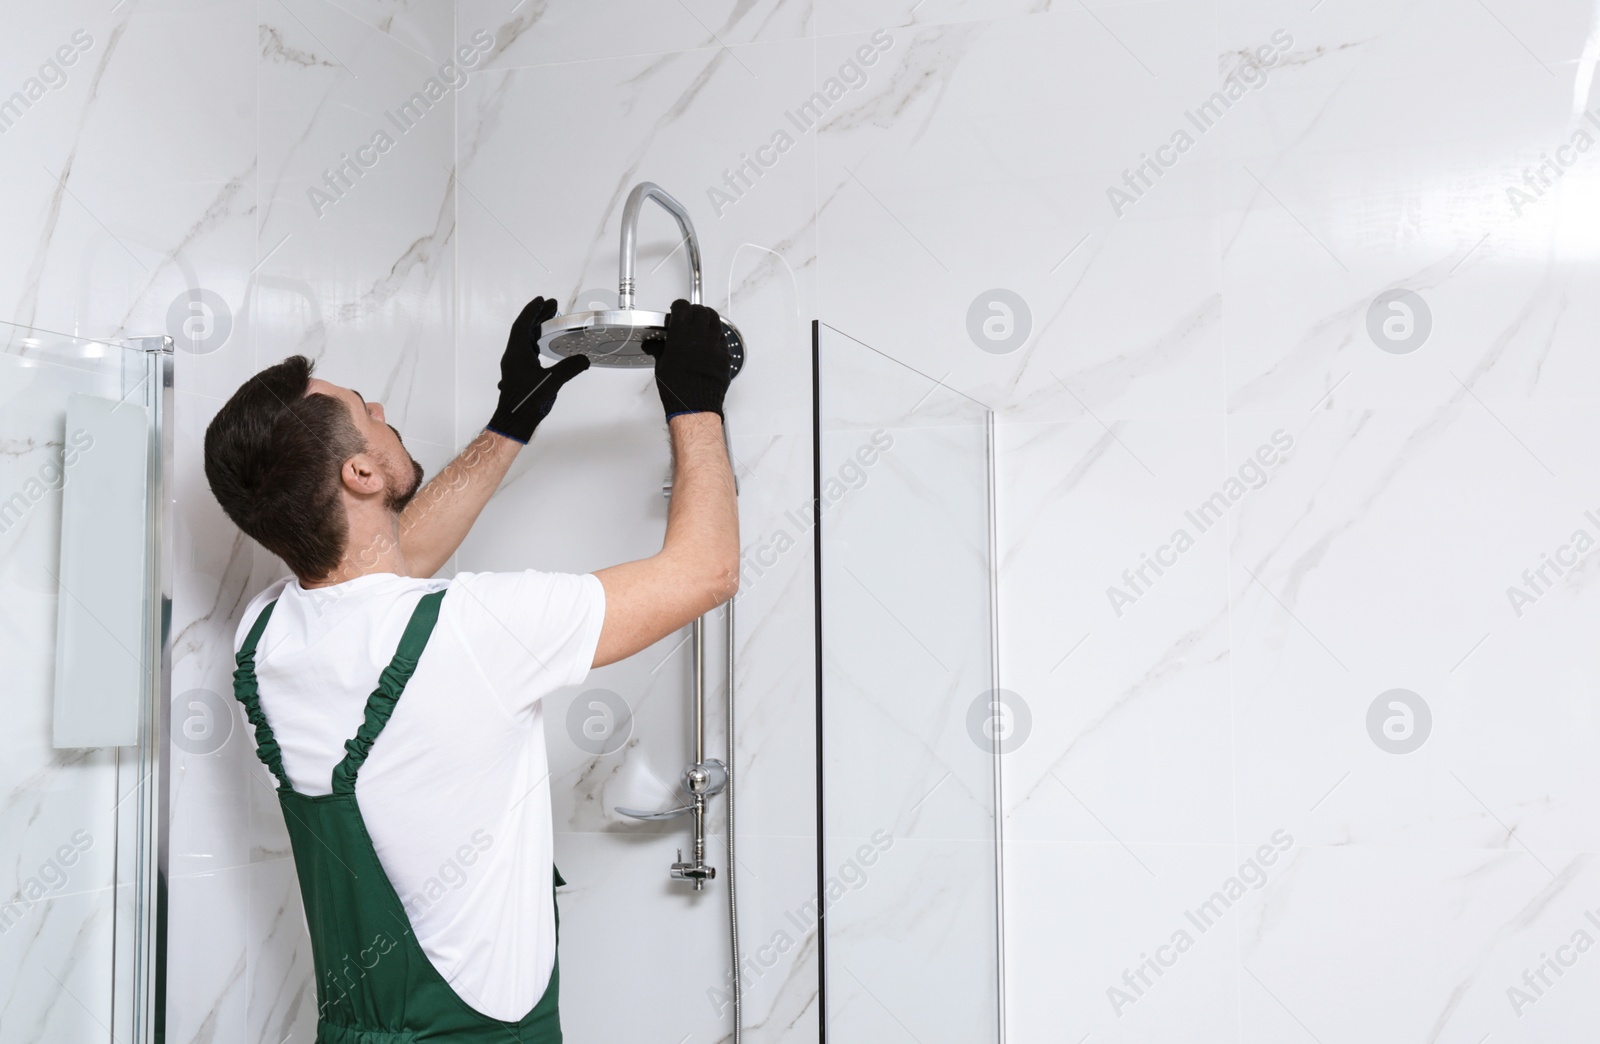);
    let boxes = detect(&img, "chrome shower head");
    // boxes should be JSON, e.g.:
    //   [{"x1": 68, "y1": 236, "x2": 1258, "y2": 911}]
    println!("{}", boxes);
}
[
  {"x1": 542, "y1": 309, "x2": 664, "y2": 367},
  {"x1": 541, "y1": 307, "x2": 745, "y2": 375},
  {"x1": 538, "y1": 183, "x2": 745, "y2": 378}
]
